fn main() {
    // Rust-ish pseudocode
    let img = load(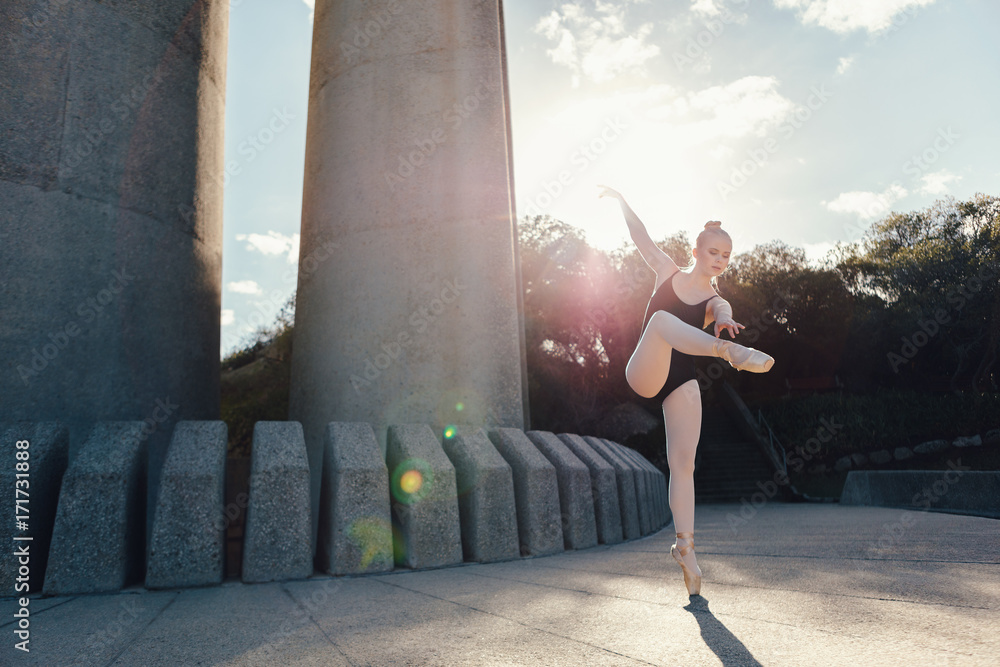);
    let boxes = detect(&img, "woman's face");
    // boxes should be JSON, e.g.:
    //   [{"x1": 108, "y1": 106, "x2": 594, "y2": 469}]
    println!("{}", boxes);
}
[{"x1": 694, "y1": 235, "x2": 732, "y2": 277}]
